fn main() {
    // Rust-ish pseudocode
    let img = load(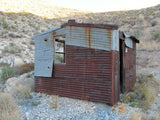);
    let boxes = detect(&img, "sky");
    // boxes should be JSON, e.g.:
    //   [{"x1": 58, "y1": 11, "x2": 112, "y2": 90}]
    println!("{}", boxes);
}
[{"x1": 51, "y1": 0, "x2": 160, "y2": 12}]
